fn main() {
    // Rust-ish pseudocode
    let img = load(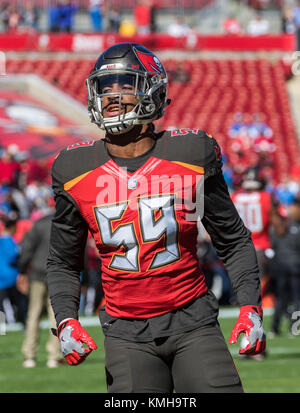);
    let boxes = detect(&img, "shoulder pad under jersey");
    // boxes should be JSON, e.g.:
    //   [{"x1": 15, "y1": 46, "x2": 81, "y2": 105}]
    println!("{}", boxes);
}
[
  {"x1": 51, "y1": 139, "x2": 109, "y2": 185},
  {"x1": 155, "y1": 129, "x2": 223, "y2": 177}
]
